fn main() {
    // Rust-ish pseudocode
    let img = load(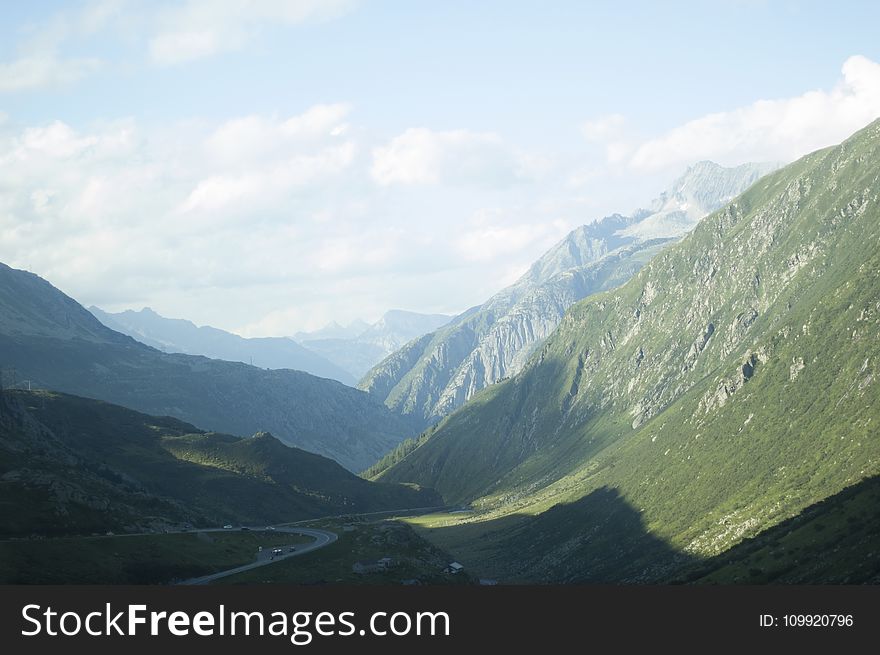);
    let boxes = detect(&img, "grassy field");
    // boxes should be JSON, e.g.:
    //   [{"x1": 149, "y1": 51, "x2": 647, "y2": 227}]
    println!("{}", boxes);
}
[
  {"x1": 401, "y1": 512, "x2": 508, "y2": 579},
  {"x1": 0, "y1": 530, "x2": 311, "y2": 584},
  {"x1": 220, "y1": 518, "x2": 473, "y2": 585}
]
